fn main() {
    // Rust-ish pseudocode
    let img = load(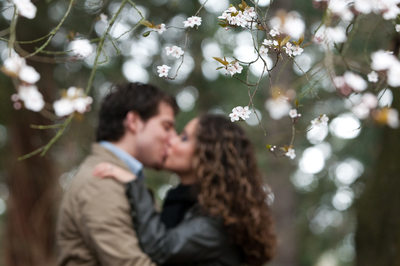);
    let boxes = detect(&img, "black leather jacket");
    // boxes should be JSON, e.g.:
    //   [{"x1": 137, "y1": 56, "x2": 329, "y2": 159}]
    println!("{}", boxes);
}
[{"x1": 126, "y1": 180, "x2": 243, "y2": 266}]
